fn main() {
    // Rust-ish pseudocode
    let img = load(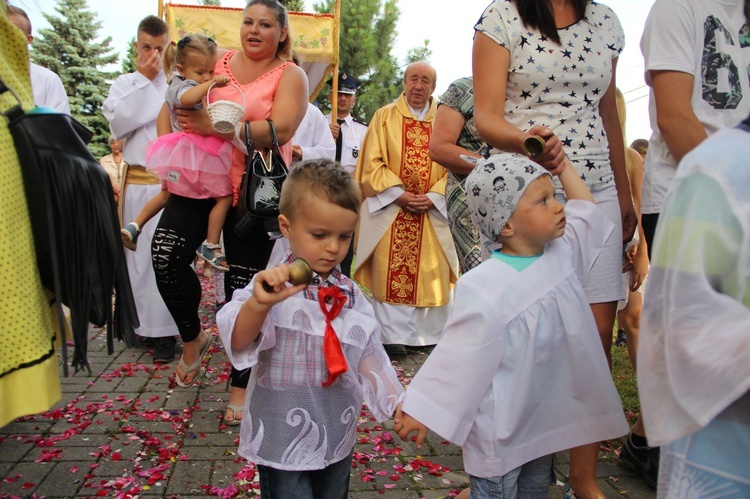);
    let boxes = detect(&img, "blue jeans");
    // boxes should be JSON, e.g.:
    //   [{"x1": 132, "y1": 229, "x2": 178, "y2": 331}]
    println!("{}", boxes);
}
[
  {"x1": 469, "y1": 454, "x2": 553, "y2": 499},
  {"x1": 257, "y1": 451, "x2": 352, "y2": 499}
]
